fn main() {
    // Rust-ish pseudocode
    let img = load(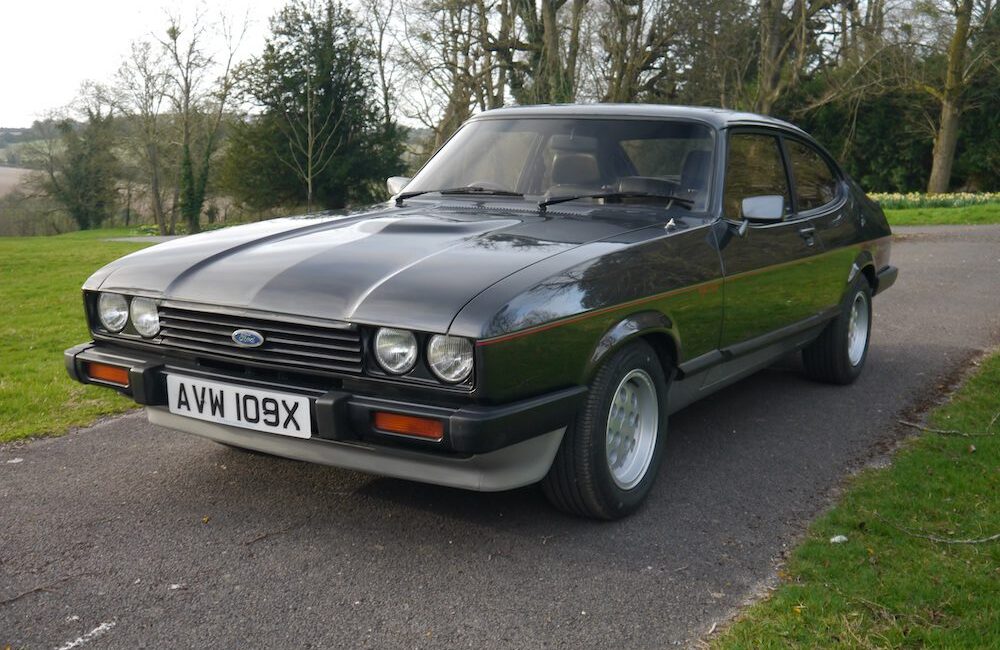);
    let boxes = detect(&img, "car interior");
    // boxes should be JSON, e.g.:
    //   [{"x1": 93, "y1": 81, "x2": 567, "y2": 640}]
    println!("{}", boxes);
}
[{"x1": 407, "y1": 118, "x2": 716, "y2": 212}]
